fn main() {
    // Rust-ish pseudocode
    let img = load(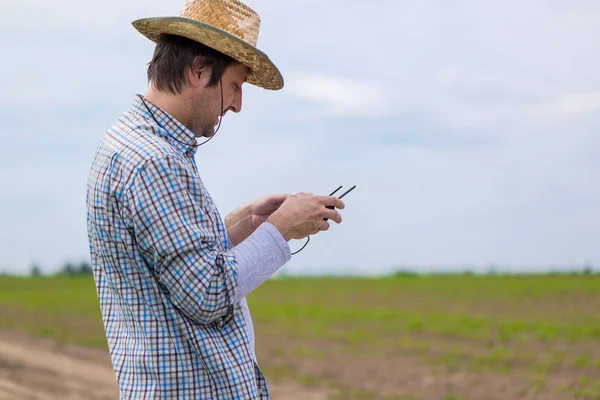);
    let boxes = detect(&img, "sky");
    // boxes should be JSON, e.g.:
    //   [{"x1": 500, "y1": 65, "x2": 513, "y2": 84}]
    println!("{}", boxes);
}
[{"x1": 0, "y1": 0, "x2": 599, "y2": 275}]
